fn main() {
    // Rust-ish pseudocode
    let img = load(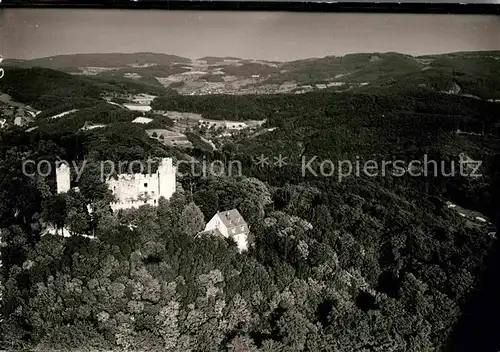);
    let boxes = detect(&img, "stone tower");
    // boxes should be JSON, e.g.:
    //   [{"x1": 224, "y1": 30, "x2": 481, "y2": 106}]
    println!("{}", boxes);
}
[
  {"x1": 56, "y1": 163, "x2": 71, "y2": 194},
  {"x1": 157, "y1": 158, "x2": 176, "y2": 200}
]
